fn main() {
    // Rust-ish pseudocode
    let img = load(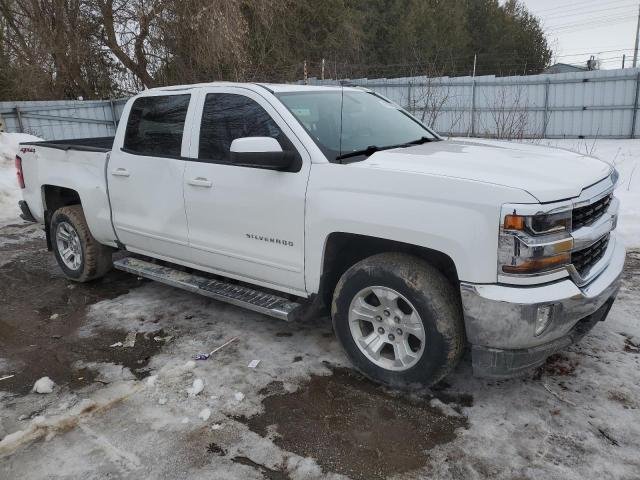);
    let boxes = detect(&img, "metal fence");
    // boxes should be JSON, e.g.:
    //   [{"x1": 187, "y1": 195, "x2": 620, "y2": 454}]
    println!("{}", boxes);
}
[
  {"x1": 3, "y1": 68, "x2": 640, "y2": 140},
  {"x1": 0, "y1": 98, "x2": 127, "y2": 140},
  {"x1": 305, "y1": 68, "x2": 640, "y2": 139}
]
